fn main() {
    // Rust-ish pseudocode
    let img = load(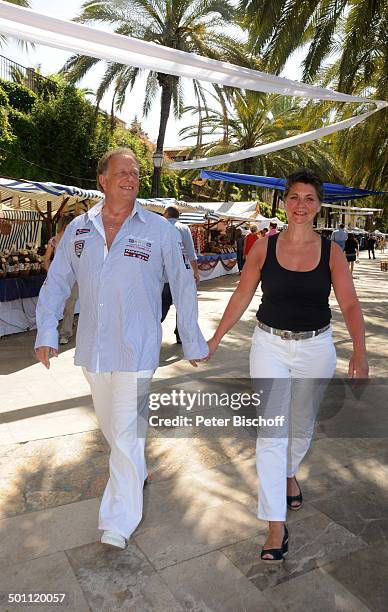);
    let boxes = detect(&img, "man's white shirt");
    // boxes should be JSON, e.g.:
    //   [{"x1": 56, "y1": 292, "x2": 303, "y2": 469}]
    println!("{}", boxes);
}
[{"x1": 35, "y1": 200, "x2": 208, "y2": 372}]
